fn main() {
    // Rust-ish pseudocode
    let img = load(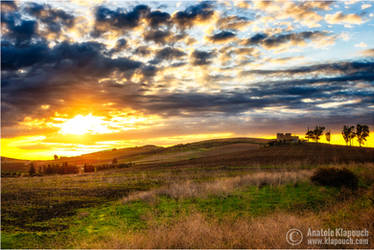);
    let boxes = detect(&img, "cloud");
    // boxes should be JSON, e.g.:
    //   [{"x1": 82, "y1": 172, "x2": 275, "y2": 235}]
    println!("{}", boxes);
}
[
  {"x1": 2, "y1": 0, "x2": 374, "y2": 143},
  {"x1": 207, "y1": 31, "x2": 236, "y2": 43},
  {"x1": 1, "y1": 1, "x2": 17, "y2": 12},
  {"x1": 155, "y1": 47, "x2": 186, "y2": 61},
  {"x1": 355, "y1": 42, "x2": 367, "y2": 48},
  {"x1": 25, "y1": 3, "x2": 75, "y2": 34},
  {"x1": 147, "y1": 10, "x2": 171, "y2": 28},
  {"x1": 247, "y1": 1, "x2": 332, "y2": 28},
  {"x1": 92, "y1": 5, "x2": 150, "y2": 36},
  {"x1": 134, "y1": 46, "x2": 153, "y2": 57},
  {"x1": 215, "y1": 15, "x2": 251, "y2": 30},
  {"x1": 1, "y1": 41, "x2": 49, "y2": 70},
  {"x1": 1, "y1": 13, "x2": 39, "y2": 46},
  {"x1": 242, "y1": 31, "x2": 331, "y2": 50},
  {"x1": 143, "y1": 29, "x2": 172, "y2": 44},
  {"x1": 325, "y1": 11, "x2": 363, "y2": 25},
  {"x1": 243, "y1": 33, "x2": 268, "y2": 45},
  {"x1": 240, "y1": 61, "x2": 374, "y2": 78},
  {"x1": 361, "y1": 3, "x2": 372, "y2": 10},
  {"x1": 360, "y1": 49, "x2": 374, "y2": 57},
  {"x1": 1, "y1": 40, "x2": 151, "y2": 126},
  {"x1": 191, "y1": 50, "x2": 215, "y2": 65},
  {"x1": 172, "y1": 1, "x2": 215, "y2": 29},
  {"x1": 109, "y1": 38, "x2": 127, "y2": 54}
]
